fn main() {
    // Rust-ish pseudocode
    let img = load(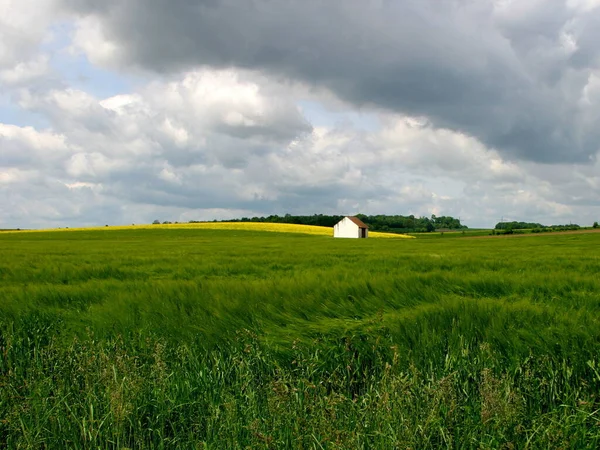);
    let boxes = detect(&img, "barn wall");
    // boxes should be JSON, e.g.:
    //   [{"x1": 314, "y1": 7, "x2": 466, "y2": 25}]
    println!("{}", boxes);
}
[{"x1": 333, "y1": 217, "x2": 360, "y2": 238}]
